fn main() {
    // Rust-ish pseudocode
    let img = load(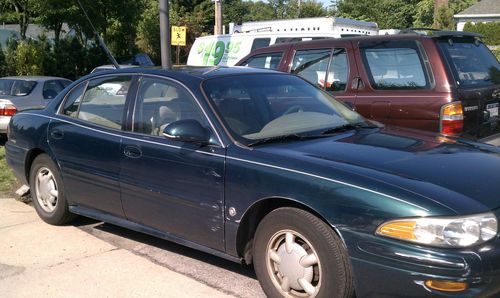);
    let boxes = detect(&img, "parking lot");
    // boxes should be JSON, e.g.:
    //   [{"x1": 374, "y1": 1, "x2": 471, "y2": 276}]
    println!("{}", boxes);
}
[{"x1": 0, "y1": 198, "x2": 265, "y2": 297}]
